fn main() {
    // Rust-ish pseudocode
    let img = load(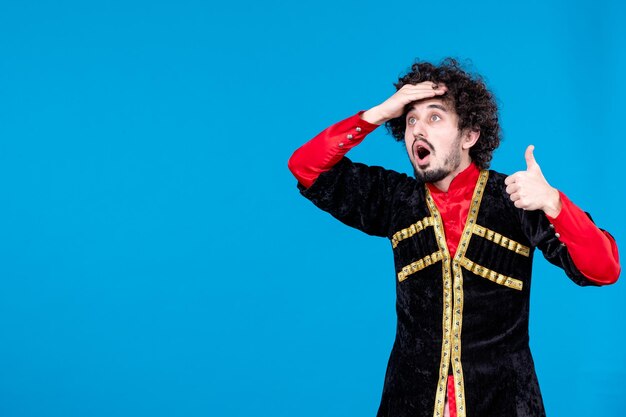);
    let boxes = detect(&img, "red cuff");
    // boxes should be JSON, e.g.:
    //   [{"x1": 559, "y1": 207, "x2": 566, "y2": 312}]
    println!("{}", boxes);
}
[
  {"x1": 547, "y1": 191, "x2": 620, "y2": 284},
  {"x1": 287, "y1": 112, "x2": 380, "y2": 188}
]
